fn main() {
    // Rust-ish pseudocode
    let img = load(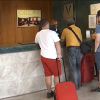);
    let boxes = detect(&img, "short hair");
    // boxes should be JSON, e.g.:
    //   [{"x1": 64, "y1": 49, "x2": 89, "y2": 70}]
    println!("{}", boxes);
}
[
  {"x1": 40, "y1": 19, "x2": 48, "y2": 27},
  {"x1": 97, "y1": 10, "x2": 100, "y2": 17},
  {"x1": 66, "y1": 19, "x2": 75, "y2": 26}
]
